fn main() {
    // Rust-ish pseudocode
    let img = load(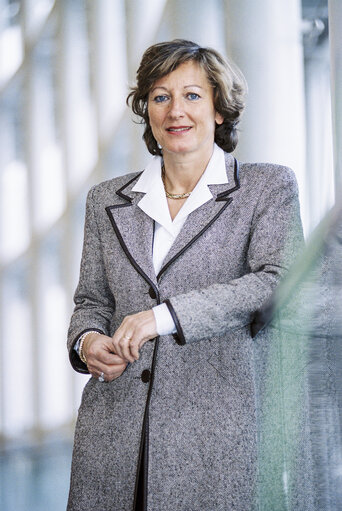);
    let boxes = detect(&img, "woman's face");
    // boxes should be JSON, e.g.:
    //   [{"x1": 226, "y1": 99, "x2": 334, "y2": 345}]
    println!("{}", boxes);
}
[{"x1": 147, "y1": 61, "x2": 223, "y2": 160}]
